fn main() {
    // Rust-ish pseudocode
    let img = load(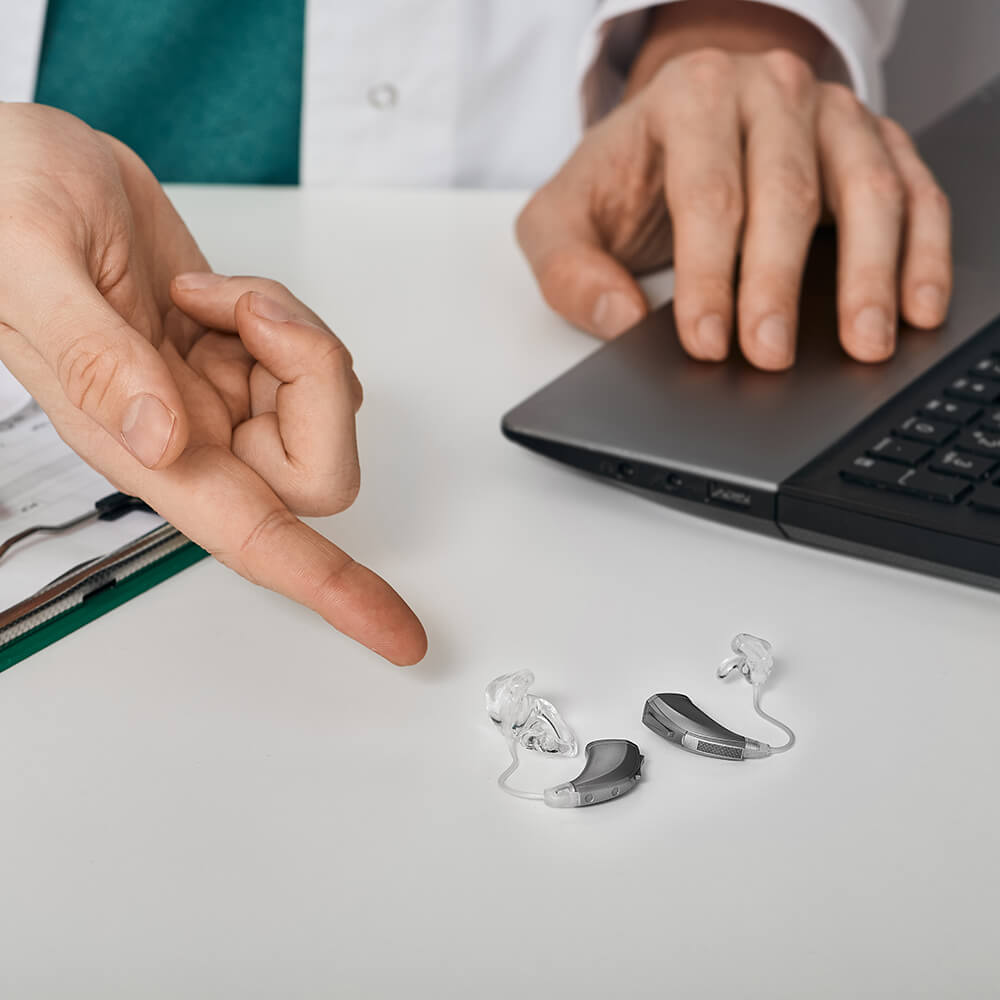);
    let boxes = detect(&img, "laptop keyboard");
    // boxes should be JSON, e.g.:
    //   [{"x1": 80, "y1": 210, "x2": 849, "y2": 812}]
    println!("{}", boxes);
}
[{"x1": 841, "y1": 353, "x2": 1000, "y2": 513}]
